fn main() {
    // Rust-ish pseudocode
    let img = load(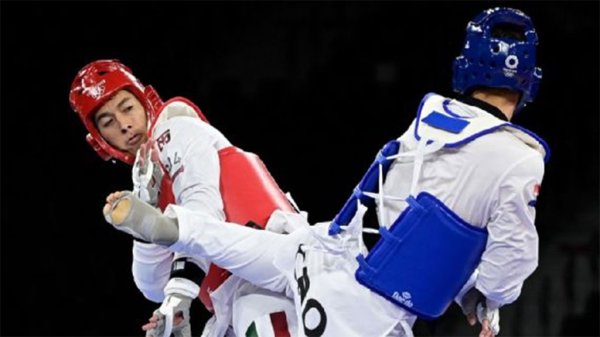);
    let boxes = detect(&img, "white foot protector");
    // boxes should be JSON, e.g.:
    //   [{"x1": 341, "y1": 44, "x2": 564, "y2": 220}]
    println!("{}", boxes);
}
[{"x1": 104, "y1": 191, "x2": 179, "y2": 246}]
